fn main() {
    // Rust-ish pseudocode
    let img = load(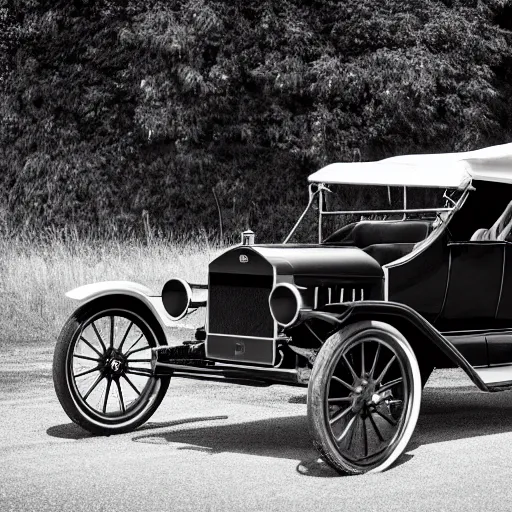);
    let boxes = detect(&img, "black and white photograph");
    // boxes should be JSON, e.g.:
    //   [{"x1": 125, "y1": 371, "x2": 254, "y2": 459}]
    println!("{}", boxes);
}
[{"x1": 2, "y1": 0, "x2": 512, "y2": 510}]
